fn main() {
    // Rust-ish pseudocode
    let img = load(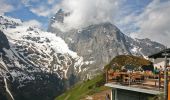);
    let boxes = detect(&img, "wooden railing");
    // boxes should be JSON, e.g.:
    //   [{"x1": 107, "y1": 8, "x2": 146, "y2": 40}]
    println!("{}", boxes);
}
[{"x1": 106, "y1": 70, "x2": 170, "y2": 90}]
